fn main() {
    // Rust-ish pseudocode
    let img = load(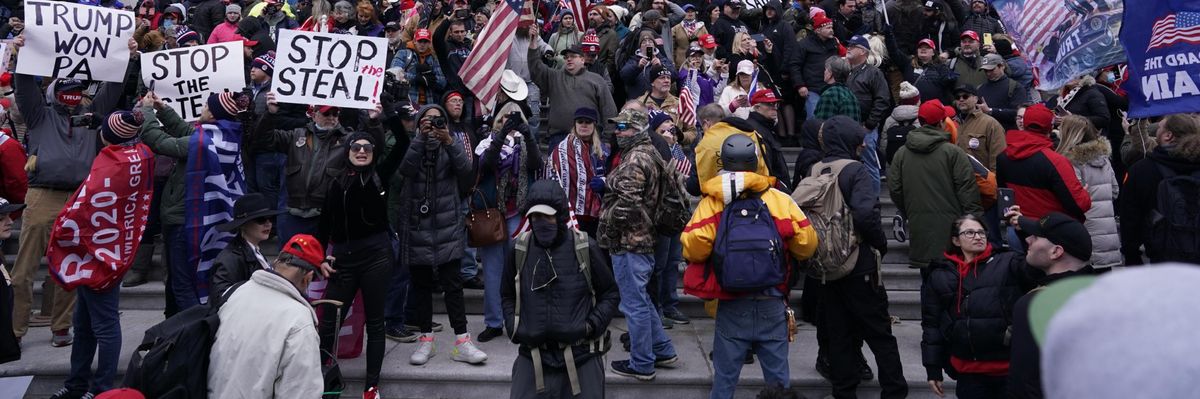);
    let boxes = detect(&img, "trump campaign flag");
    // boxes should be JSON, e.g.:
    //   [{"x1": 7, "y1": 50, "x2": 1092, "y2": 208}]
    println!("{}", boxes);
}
[
  {"x1": 992, "y1": 0, "x2": 1126, "y2": 90},
  {"x1": 183, "y1": 120, "x2": 246, "y2": 303},
  {"x1": 1121, "y1": 0, "x2": 1200, "y2": 118}
]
